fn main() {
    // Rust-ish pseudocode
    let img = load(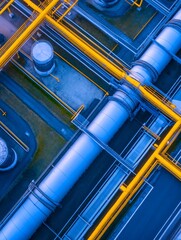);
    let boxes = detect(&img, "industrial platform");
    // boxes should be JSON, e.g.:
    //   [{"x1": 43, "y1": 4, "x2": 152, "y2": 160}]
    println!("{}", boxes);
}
[{"x1": 0, "y1": 0, "x2": 180, "y2": 240}]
